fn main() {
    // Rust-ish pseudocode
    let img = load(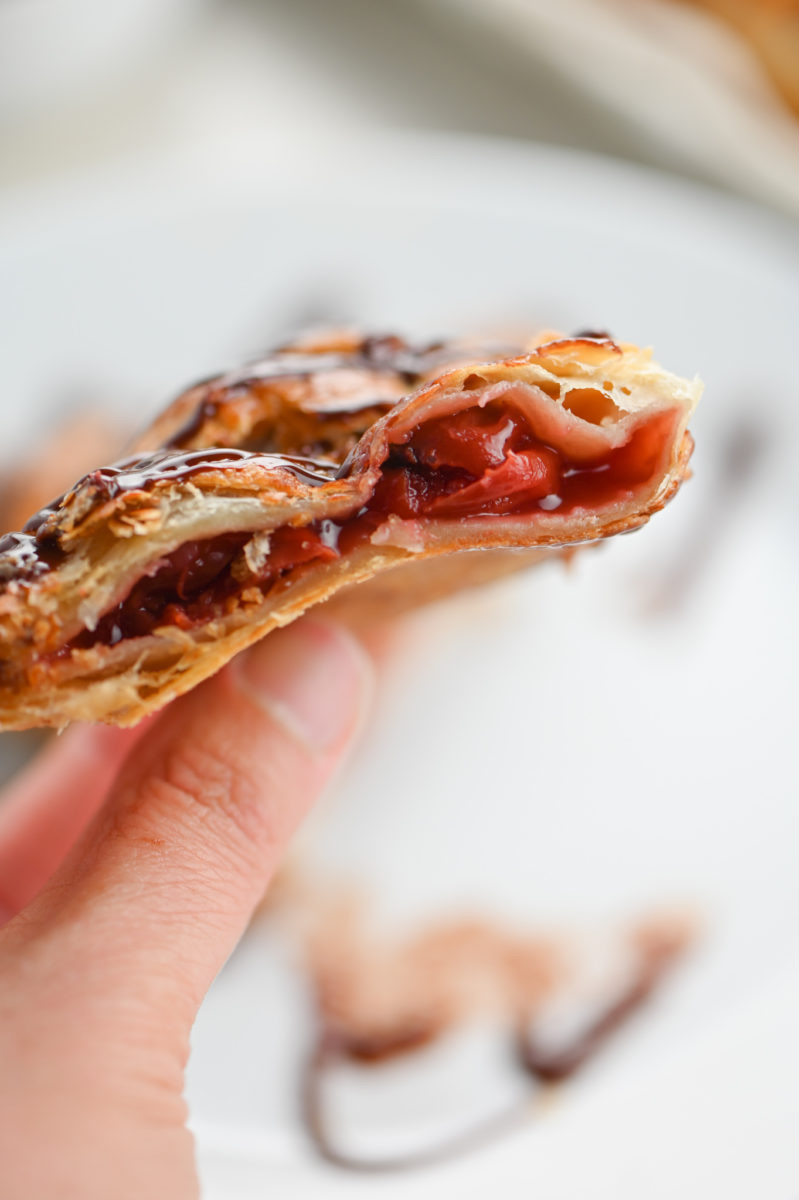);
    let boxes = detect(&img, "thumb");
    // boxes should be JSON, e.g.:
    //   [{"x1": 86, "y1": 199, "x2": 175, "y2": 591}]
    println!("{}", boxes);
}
[{"x1": 26, "y1": 617, "x2": 372, "y2": 1035}]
